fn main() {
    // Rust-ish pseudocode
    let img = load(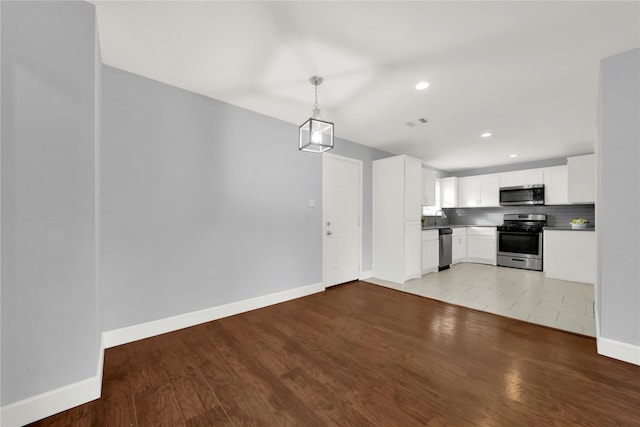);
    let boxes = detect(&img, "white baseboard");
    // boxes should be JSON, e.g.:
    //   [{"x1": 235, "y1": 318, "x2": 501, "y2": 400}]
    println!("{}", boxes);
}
[
  {"x1": 103, "y1": 282, "x2": 324, "y2": 348},
  {"x1": 597, "y1": 336, "x2": 640, "y2": 365},
  {"x1": 359, "y1": 270, "x2": 374, "y2": 280},
  {"x1": 1, "y1": 284, "x2": 324, "y2": 426},
  {"x1": 0, "y1": 336, "x2": 105, "y2": 427},
  {"x1": 421, "y1": 267, "x2": 438, "y2": 275}
]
